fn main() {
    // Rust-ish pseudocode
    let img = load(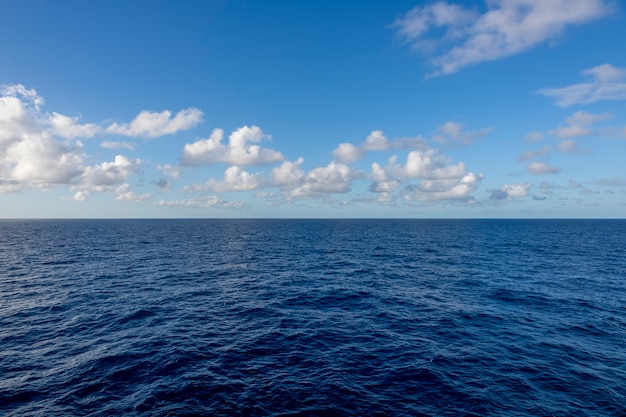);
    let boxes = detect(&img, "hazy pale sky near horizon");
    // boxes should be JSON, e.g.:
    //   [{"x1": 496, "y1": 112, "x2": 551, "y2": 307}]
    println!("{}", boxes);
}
[{"x1": 1, "y1": 0, "x2": 625, "y2": 218}]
